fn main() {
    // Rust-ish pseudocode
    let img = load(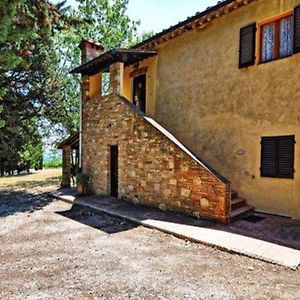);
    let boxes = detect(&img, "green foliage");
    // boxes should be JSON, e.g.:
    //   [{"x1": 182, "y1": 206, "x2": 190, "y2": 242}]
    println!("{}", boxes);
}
[
  {"x1": 0, "y1": 105, "x2": 4, "y2": 128},
  {"x1": 50, "y1": 0, "x2": 140, "y2": 134},
  {"x1": 129, "y1": 31, "x2": 155, "y2": 47},
  {"x1": 0, "y1": 119, "x2": 43, "y2": 174},
  {"x1": 0, "y1": 0, "x2": 147, "y2": 175},
  {"x1": 0, "y1": 0, "x2": 65, "y2": 175},
  {"x1": 76, "y1": 172, "x2": 91, "y2": 184},
  {"x1": 19, "y1": 139, "x2": 43, "y2": 170},
  {"x1": 43, "y1": 160, "x2": 62, "y2": 169}
]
